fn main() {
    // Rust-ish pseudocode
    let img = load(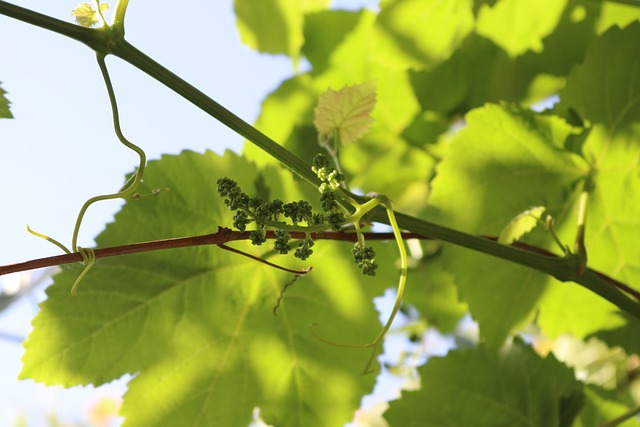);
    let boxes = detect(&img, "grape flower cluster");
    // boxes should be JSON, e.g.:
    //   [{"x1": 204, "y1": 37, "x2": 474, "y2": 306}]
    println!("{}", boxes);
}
[{"x1": 216, "y1": 153, "x2": 378, "y2": 274}]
